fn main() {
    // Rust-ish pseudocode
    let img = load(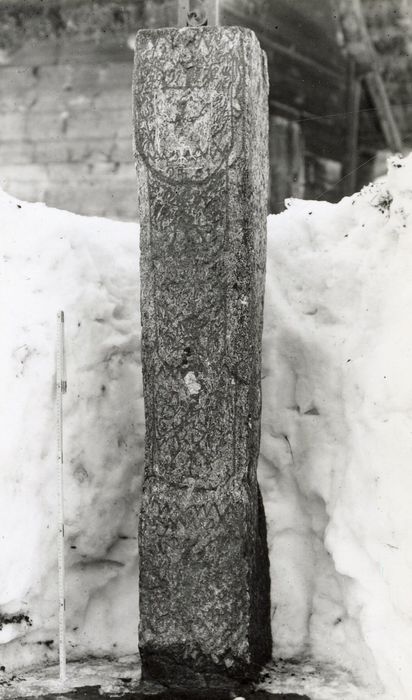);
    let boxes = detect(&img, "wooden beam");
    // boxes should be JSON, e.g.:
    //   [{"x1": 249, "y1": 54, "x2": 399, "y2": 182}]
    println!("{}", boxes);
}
[
  {"x1": 334, "y1": 0, "x2": 376, "y2": 72},
  {"x1": 342, "y1": 57, "x2": 361, "y2": 194},
  {"x1": 224, "y1": 6, "x2": 343, "y2": 80},
  {"x1": 269, "y1": 115, "x2": 305, "y2": 213},
  {"x1": 224, "y1": 0, "x2": 344, "y2": 73},
  {"x1": 334, "y1": 0, "x2": 403, "y2": 153},
  {"x1": 363, "y1": 71, "x2": 403, "y2": 152}
]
